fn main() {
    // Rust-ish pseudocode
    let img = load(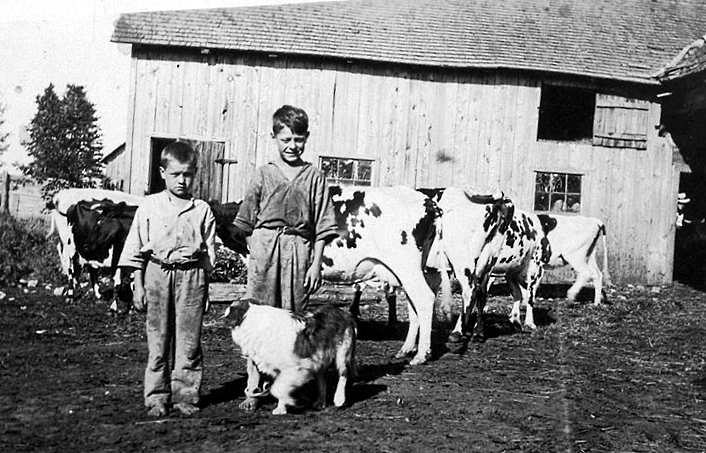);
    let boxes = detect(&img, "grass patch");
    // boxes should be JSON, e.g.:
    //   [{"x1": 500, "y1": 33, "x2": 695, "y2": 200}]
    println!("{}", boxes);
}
[{"x1": 0, "y1": 213, "x2": 62, "y2": 287}]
